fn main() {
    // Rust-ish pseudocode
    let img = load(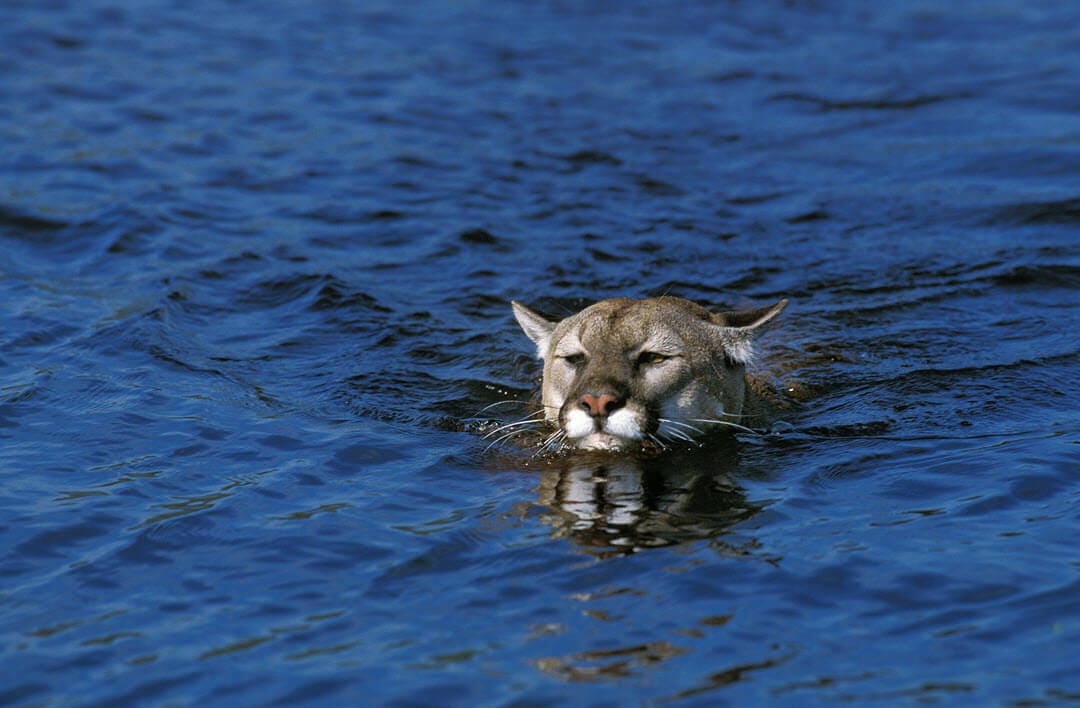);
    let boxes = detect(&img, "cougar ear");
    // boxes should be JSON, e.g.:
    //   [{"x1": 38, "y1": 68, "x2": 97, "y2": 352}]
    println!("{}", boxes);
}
[
  {"x1": 511, "y1": 301, "x2": 557, "y2": 358},
  {"x1": 712, "y1": 298, "x2": 788, "y2": 329},
  {"x1": 709, "y1": 298, "x2": 788, "y2": 365}
]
